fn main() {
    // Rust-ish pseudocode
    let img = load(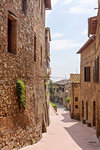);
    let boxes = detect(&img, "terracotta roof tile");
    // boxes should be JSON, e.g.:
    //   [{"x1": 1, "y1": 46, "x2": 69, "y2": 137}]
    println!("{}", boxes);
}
[
  {"x1": 44, "y1": 0, "x2": 51, "y2": 10},
  {"x1": 70, "y1": 74, "x2": 80, "y2": 84},
  {"x1": 88, "y1": 16, "x2": 97, "y2": 35}
]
